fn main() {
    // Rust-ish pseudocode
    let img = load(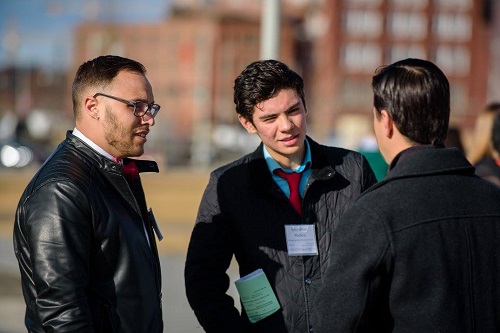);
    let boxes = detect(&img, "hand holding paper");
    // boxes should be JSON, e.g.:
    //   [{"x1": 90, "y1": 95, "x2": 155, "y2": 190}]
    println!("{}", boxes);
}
[{"x1": 235, "y1": 269, "x2": 281, "y2": 323}]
